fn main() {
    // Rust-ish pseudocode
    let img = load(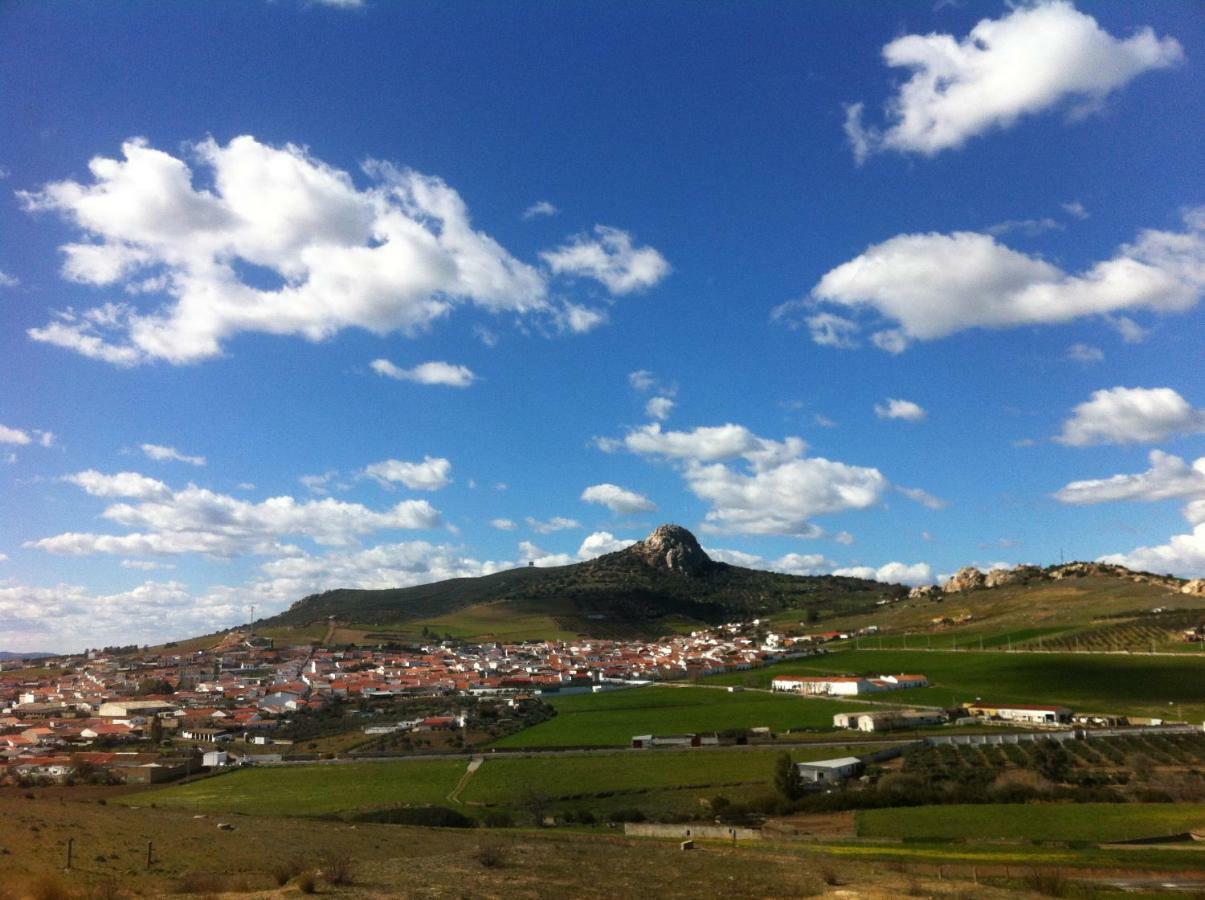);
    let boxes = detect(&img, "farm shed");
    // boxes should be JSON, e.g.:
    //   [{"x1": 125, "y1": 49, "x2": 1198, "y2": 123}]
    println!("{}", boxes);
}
[
  {"x1": 966, "y1": 702, "x2": 1072, "y2": 725},
  {"x1": 796, "y1": 757, "x2": 864, "y2": 783}
]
